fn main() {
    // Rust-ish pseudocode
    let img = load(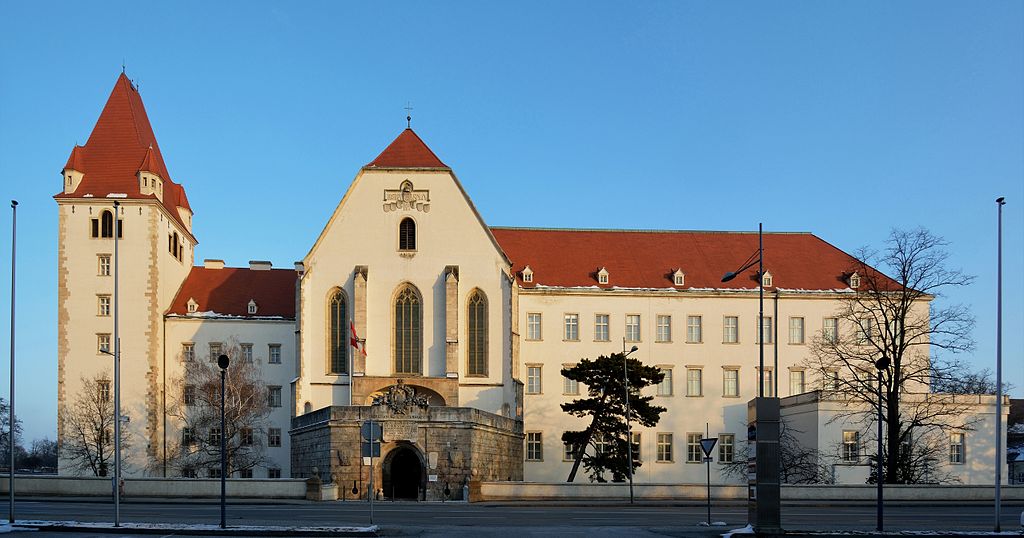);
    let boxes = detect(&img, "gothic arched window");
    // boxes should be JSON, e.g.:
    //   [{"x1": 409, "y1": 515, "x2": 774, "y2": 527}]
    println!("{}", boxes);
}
[
  {"x1": 328, "y1": 290, "x2": 347, "y2": 374},
  {"x1": 101, "y1": 210, "x2": 114, "y2": 238},
  {"x1": 393, "y1": 284, "x2": 422, "y2": 374},
  {"x1": 467, "y1": 290, "x2": 488, "y2": 376},
  {"x1": 399, "y1": 218, "x2": 416, "y2": 251}
]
